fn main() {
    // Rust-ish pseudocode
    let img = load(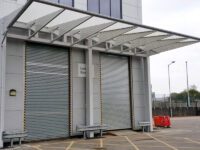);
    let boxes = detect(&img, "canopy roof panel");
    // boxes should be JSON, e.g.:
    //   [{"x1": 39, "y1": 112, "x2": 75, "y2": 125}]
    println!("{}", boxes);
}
[{"x1": 4, "y1": 0, "x2": 200, "y2": 57}]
